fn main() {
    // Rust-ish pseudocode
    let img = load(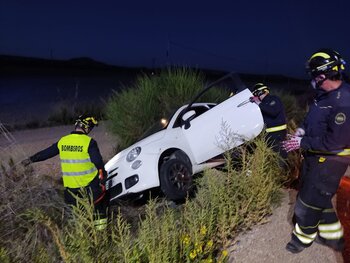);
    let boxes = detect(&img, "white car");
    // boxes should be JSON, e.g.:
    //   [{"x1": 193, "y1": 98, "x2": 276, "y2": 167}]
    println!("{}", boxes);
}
[{"x1": 105, "y1": 88, "x2": 264, "y2": 202}]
